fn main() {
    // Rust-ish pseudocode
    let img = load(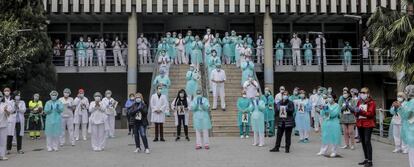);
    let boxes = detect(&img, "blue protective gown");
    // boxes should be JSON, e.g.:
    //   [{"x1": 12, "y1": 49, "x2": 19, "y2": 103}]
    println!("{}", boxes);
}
[
  {"x1": 213, "y1": 38, "x2": 223, "y2": 58},
  {"x1": 157, "y1": 42, "x2": 168, "y2": 56},
  {"x1": 191, "y1": 41, "x2": 203, "y2": 65},
  {"x1": 294, "y1": 99, "x2": 312, "y2": 132},
  {"x1": 184, "y1": 35, "x2": 195, "y2": 55},
  {"x1": 237, "y1": 97, "x2": 253, "y2": 126},
  {"x1": 76, "y1": 41, "x2": 87, "y2": 58},
  {"x1": 185, "y1": 70, "x2": 199, "y2": 98},
  {"x1": 222, "y1": 37, "x2": 233, "y2": 61},
  {"x1": 251, "y1": 98, "x2": 266, "y2": 133},
  {"x1": 44, "y1": 100, "x2": 64, "y2": 137},
  {"x1": 152, "y1": 75, "x2": 171, "y2": 97},
  {"x1": 261, "y1": 94, "x2": 275, "y2": 136},
  {"x1": 240, "y1": 61, "x2": 254, "y2": 85},
  {"x1": 343, "y1": 45, "x2": 352, "y2": 65},
  {"x1": 166, "y1": 37, "x2": 176, "y2": 59},
  {"x1": 303, "y1": 43, "x2": 313, "y2": 62},
  {"x1": 275, "y1": 42, "x2": 284, "y2": 61},
  {"x1": 191, "y1": 96, "x2": 212, "y2": 130},
  {"x1": 401, "y1": 99, "x2": 414, "y2": 148},
  {"x1": 321, "y1": 103, "x2": 342, "y2": 145}
]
